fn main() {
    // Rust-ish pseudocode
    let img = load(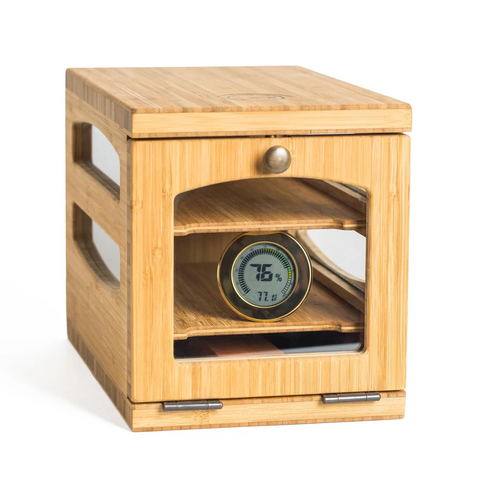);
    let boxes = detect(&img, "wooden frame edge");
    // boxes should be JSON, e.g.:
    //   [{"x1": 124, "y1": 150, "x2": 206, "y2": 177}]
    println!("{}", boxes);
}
[{"x1": 131, "y1": 109, "x2": 412, "y2": 138}]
